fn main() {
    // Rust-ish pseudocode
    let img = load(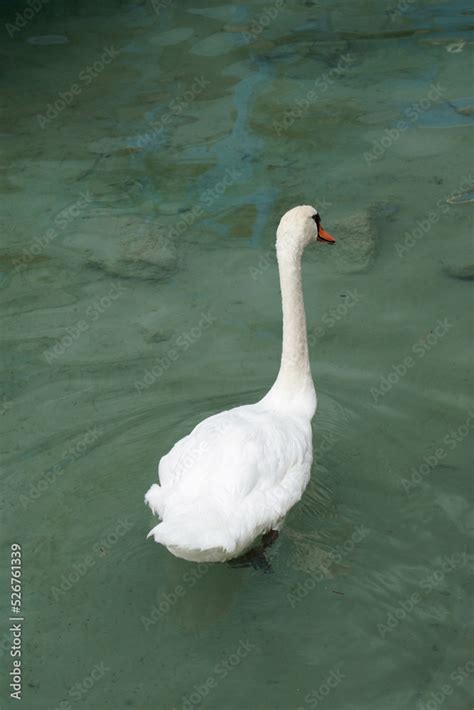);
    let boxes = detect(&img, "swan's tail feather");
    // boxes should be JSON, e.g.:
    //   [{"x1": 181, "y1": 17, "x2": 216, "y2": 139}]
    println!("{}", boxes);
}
[
  {"x1": 147, "y1": 511, "x2": 236, "y2": 555},
  {"x1": 145, "y1": 489, "x2": 246, "y2": 560},
  {"x1": 144, "y1": 483, "x2": 163, "y2": 517}
]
